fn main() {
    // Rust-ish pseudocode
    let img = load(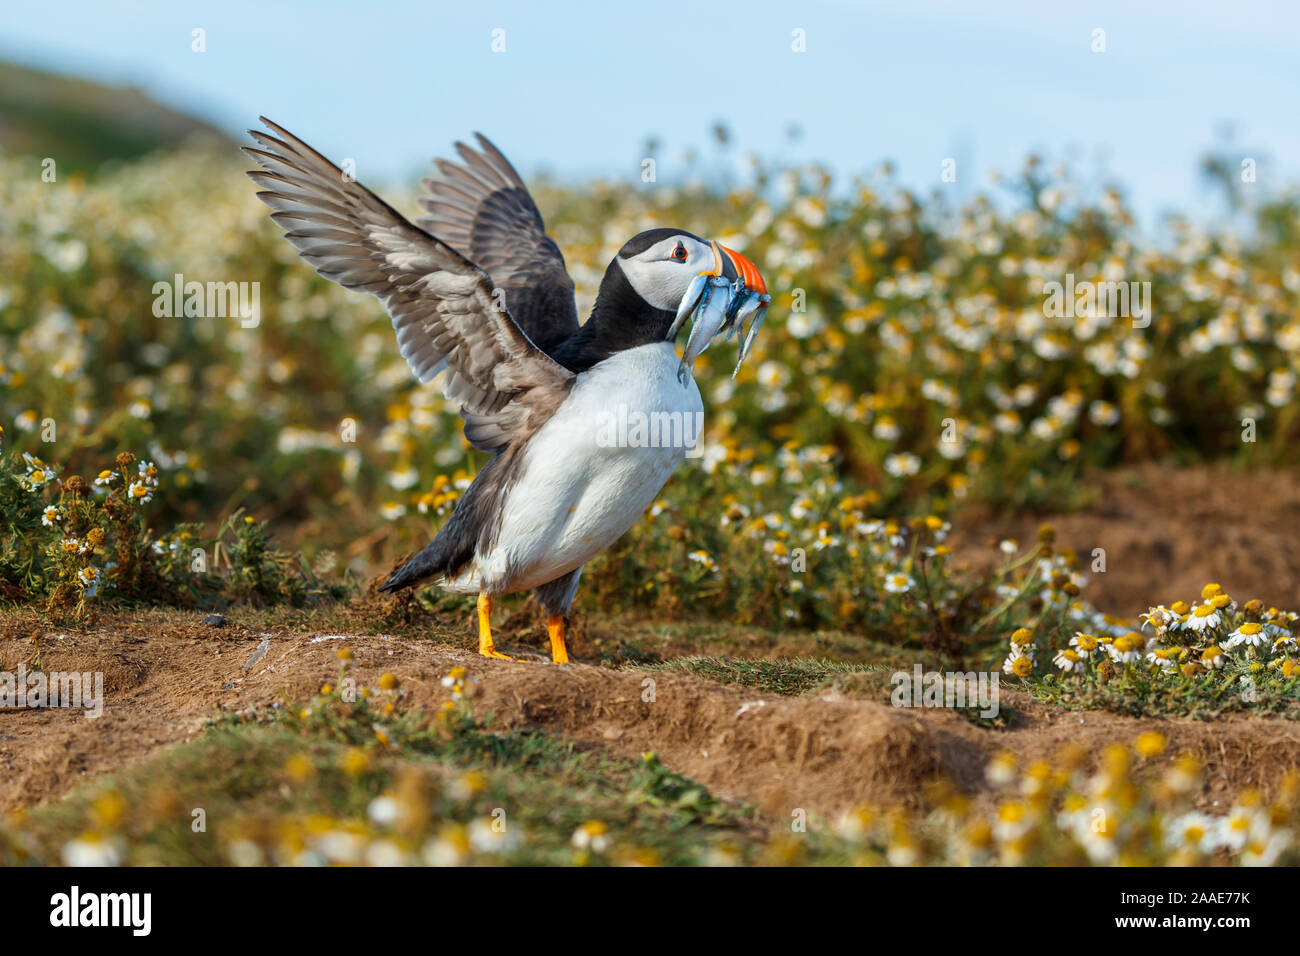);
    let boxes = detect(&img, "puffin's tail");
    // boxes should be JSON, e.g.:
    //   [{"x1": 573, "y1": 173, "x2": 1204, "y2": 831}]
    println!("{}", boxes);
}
[
  {"x1": 377, "y1": 455, "x2": 505, "y2": 593},
  {"x1": 378, "y1": 547, "x2": 443, "y2": 593},
  {"x1": 378, "y1": 524, "x2": 476, "y2": 593}
]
